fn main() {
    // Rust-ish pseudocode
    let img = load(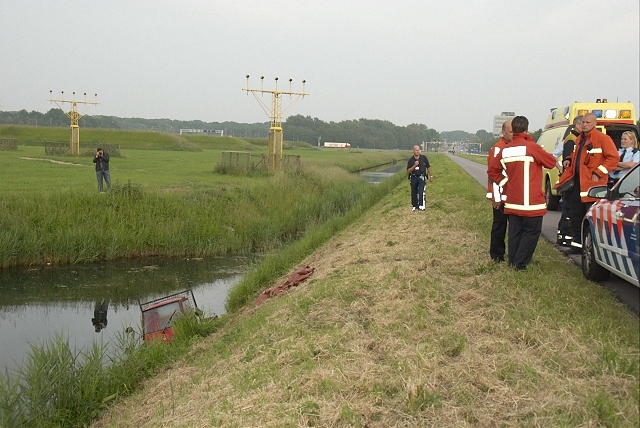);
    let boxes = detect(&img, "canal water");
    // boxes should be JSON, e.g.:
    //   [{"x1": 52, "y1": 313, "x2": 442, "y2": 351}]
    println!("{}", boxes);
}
[
  {"x1": 0, "y1": 256, "x2": 254, "y2": 373},
  {"x1": 359, "y1": 162, "x2": 404, "y2": 184}
]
